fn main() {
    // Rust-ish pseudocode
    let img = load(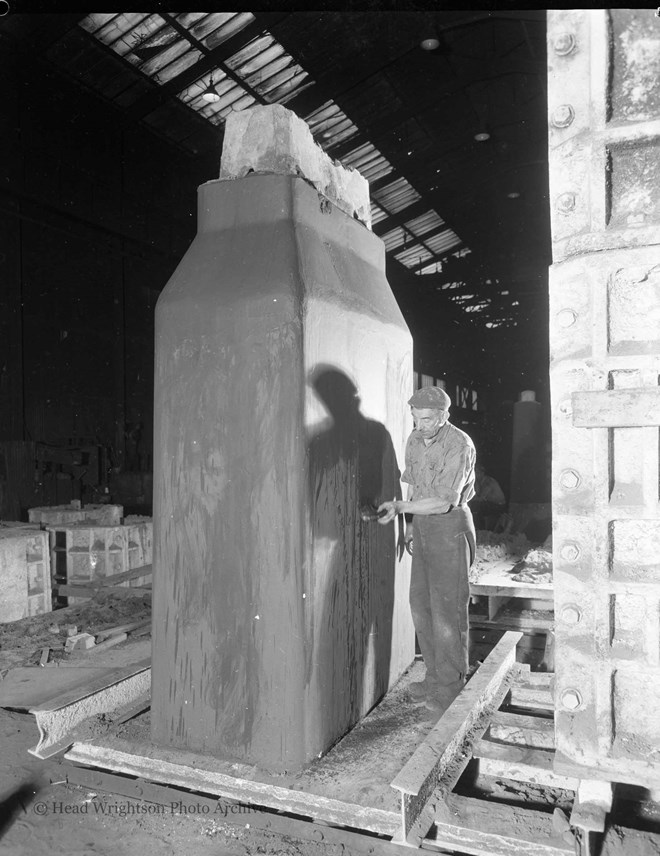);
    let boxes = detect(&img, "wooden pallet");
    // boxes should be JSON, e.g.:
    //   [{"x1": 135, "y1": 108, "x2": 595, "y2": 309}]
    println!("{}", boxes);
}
[
  {"x1": 55, "y1": 630, "x2": 597, "y2": 855},
  {"x1": 470, "y1": 563, "x2": 555, "y2": 670},
  {"x1": 470, "y1": 563, "x2": 553, "y2": 622}
]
